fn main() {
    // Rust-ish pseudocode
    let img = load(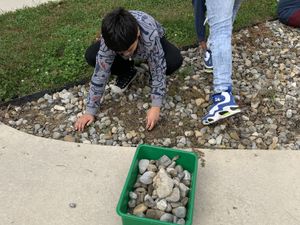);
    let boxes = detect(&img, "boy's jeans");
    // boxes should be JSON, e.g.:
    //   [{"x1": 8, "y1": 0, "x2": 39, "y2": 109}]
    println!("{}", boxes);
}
[{"x1": 205, "y1": 0, "x2": 243, "y2": 93}]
